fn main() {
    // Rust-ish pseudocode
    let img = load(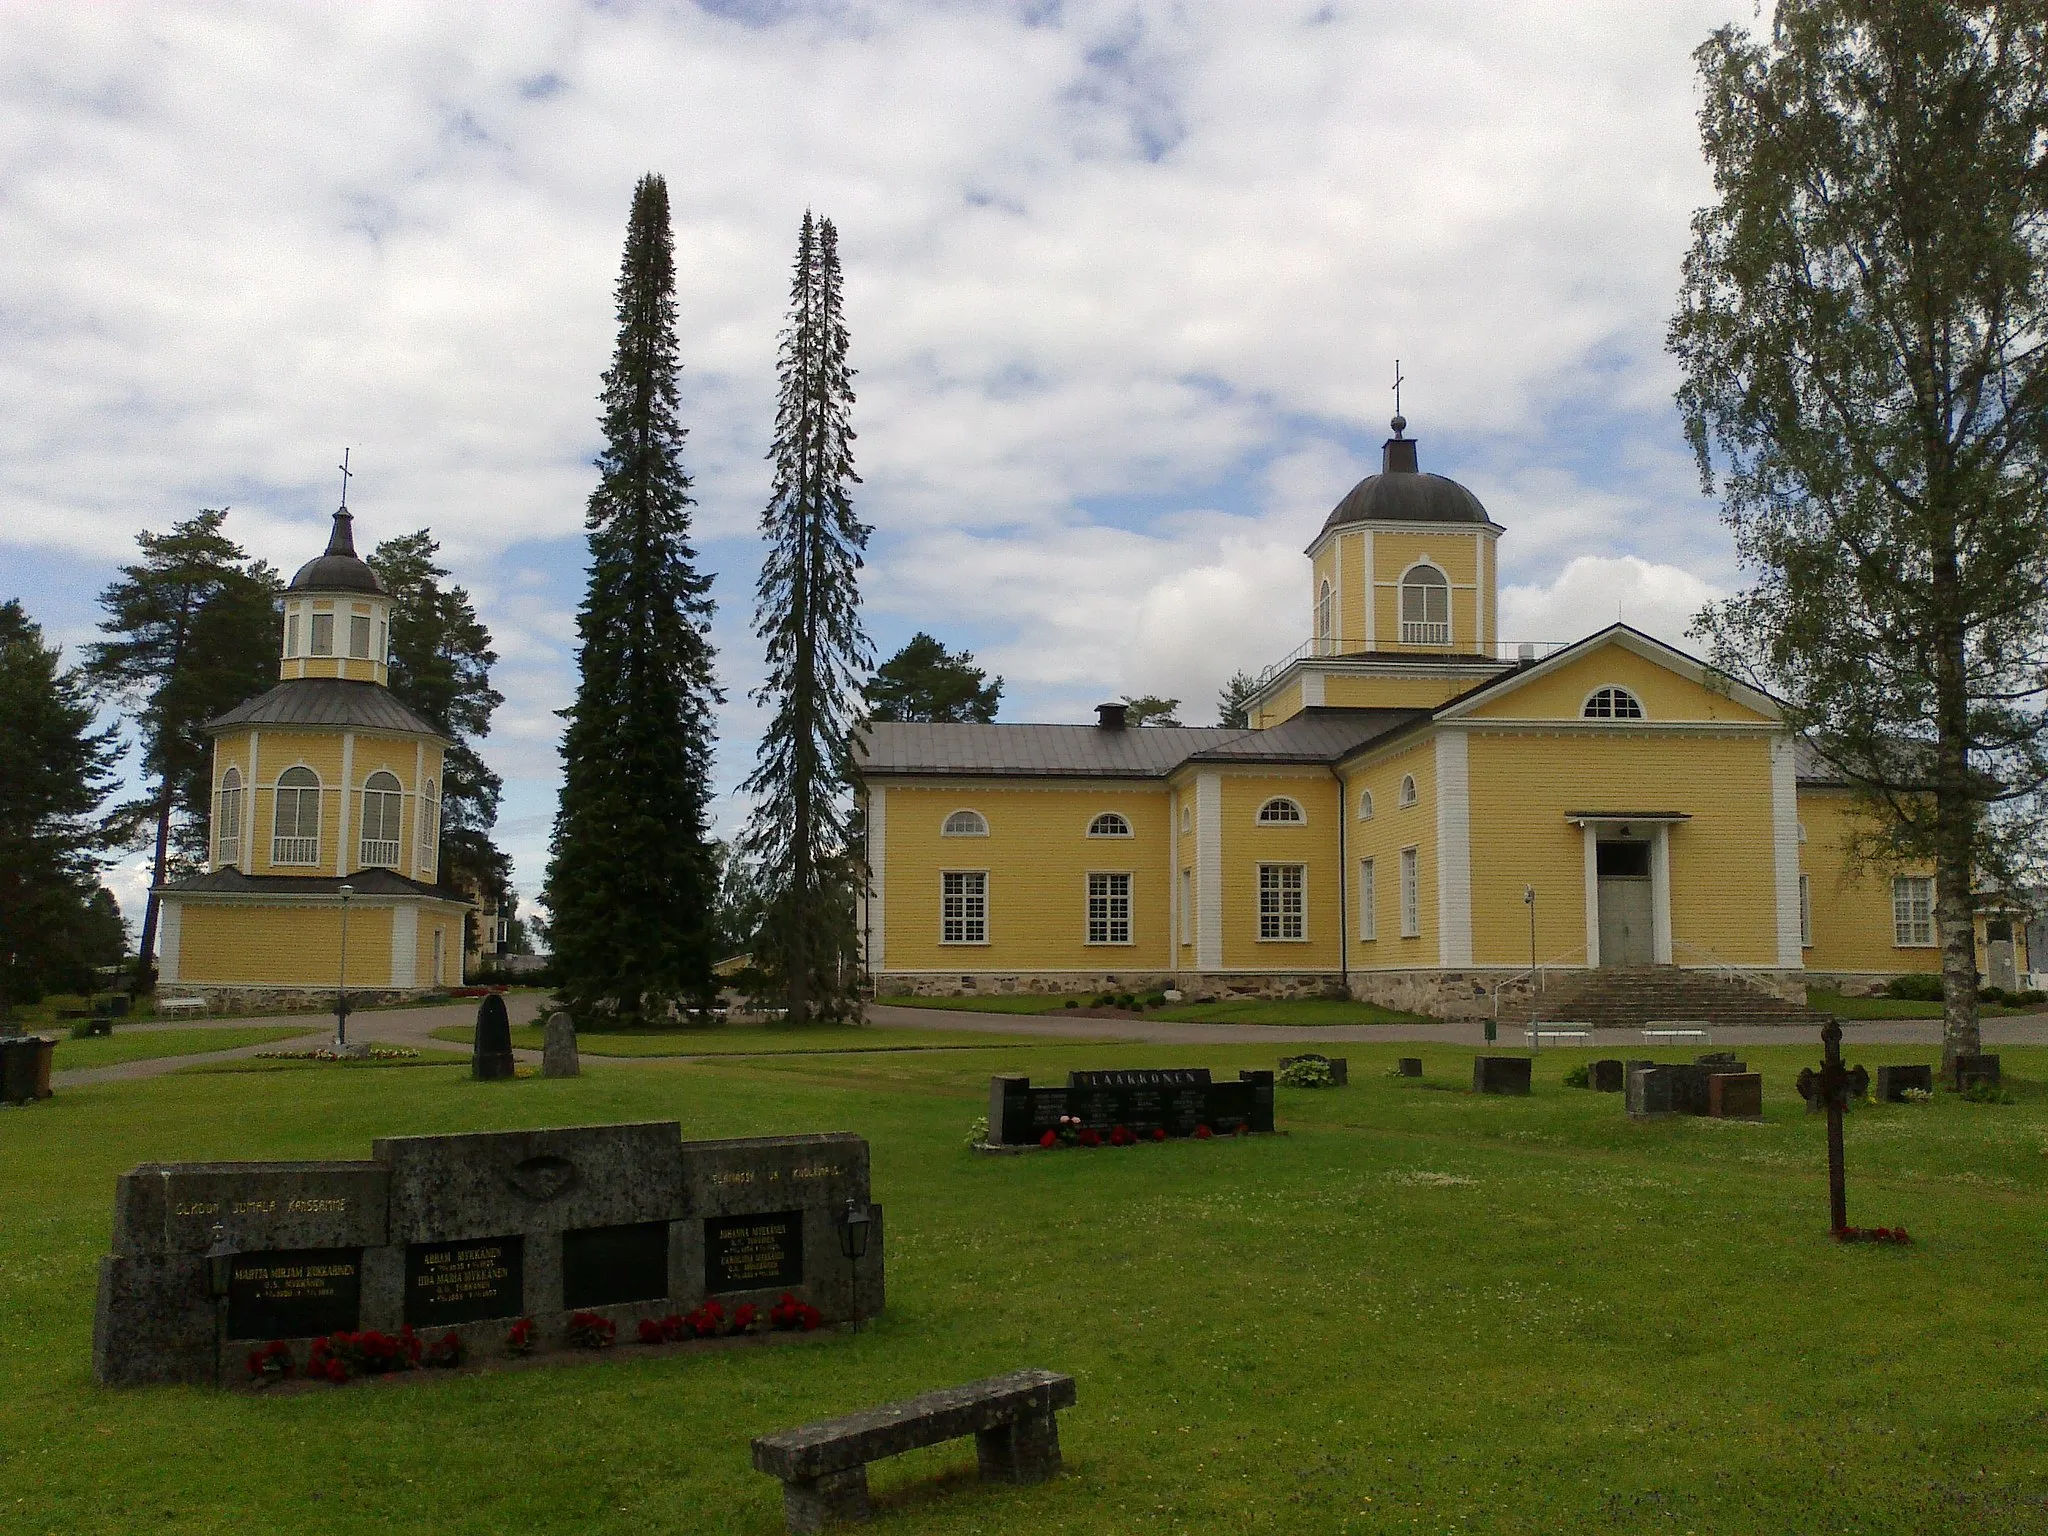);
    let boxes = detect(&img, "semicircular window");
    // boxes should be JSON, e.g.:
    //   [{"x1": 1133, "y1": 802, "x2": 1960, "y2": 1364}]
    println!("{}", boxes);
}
[
  {"x1": 942, "y1": 809, "x2": 989, "y2": 837},
  {"x1": 1583, "y1": 687, "x2": 1645, "y2": 720},
  {"x1": 1088, "y1": 812, "x2": 1132, "y2": 838},
  {"x1": 1256, "y1": 797, "x2": 1305, "y2": 824}
]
